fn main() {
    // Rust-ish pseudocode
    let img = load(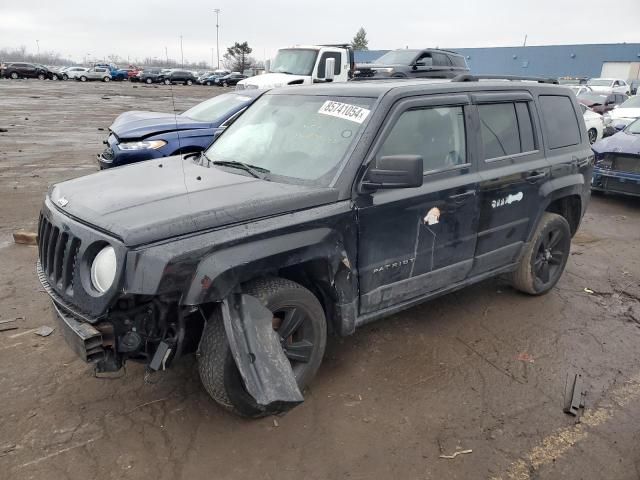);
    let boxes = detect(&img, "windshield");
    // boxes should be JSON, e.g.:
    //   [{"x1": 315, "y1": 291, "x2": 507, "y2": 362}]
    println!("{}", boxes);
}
[
  {"x1": 183, "y1": 93, "x2": 253, "y2": 122},
  {"x1": 559, "y1": 79, "x2": 581, "y2": 85},
  {"x1": 627, "y1": 119, "x2": 640, "y2": 134},
  {"x1": 270, "y1": 49, "x2": 318, "y2": 76},
  {"x1": 620, "y1": 96, "x2": 640, "y2": 108},
  {"x1": 373, "y1": 50, "x2": 420, "y2": 65},
  {"x1": 203, "y1": 94, "x2": 374, "y2": 185},
  {"x1": 587, "y1": 79, "x2": 612, "y2": 87},
  {"x1": 579, "y1": 93, "x2": 608, "y2": 104}
]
